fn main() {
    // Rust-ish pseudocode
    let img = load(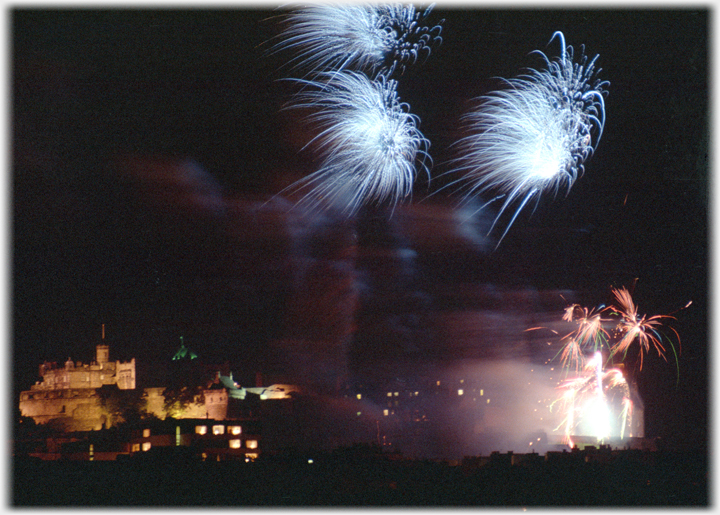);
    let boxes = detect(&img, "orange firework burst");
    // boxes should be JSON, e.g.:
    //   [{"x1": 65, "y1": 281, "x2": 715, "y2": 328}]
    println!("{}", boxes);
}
[
  {"x1": 607, "y1": 287, "x2": 681, "y2": 371},
  {"x1": 557, "y1": 304, "x2": 609, "y2": 372}
]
